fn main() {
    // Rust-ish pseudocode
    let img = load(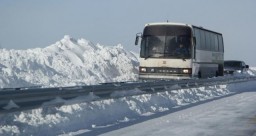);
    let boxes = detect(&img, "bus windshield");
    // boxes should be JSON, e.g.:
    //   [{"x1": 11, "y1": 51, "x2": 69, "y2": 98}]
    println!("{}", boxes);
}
[{"x1": 140, "y1": 25, "x2": 192, "y2": 59}]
